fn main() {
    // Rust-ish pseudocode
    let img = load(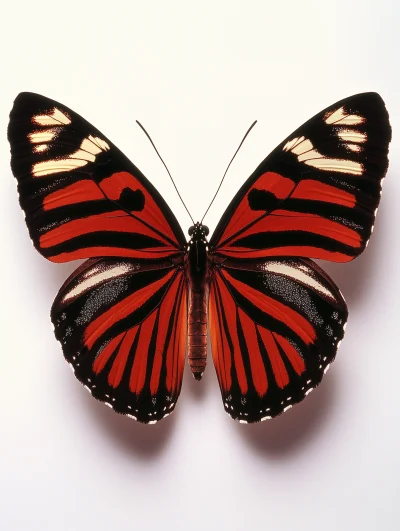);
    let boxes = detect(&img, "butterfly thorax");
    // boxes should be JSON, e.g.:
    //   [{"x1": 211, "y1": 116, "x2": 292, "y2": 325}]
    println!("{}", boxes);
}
[
  {"x1": 187, "y1": 222, "x2": 209, "y2": 288},
  {"x1": 186, "y1": 223, "x2": 209, "y2": 380}
]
